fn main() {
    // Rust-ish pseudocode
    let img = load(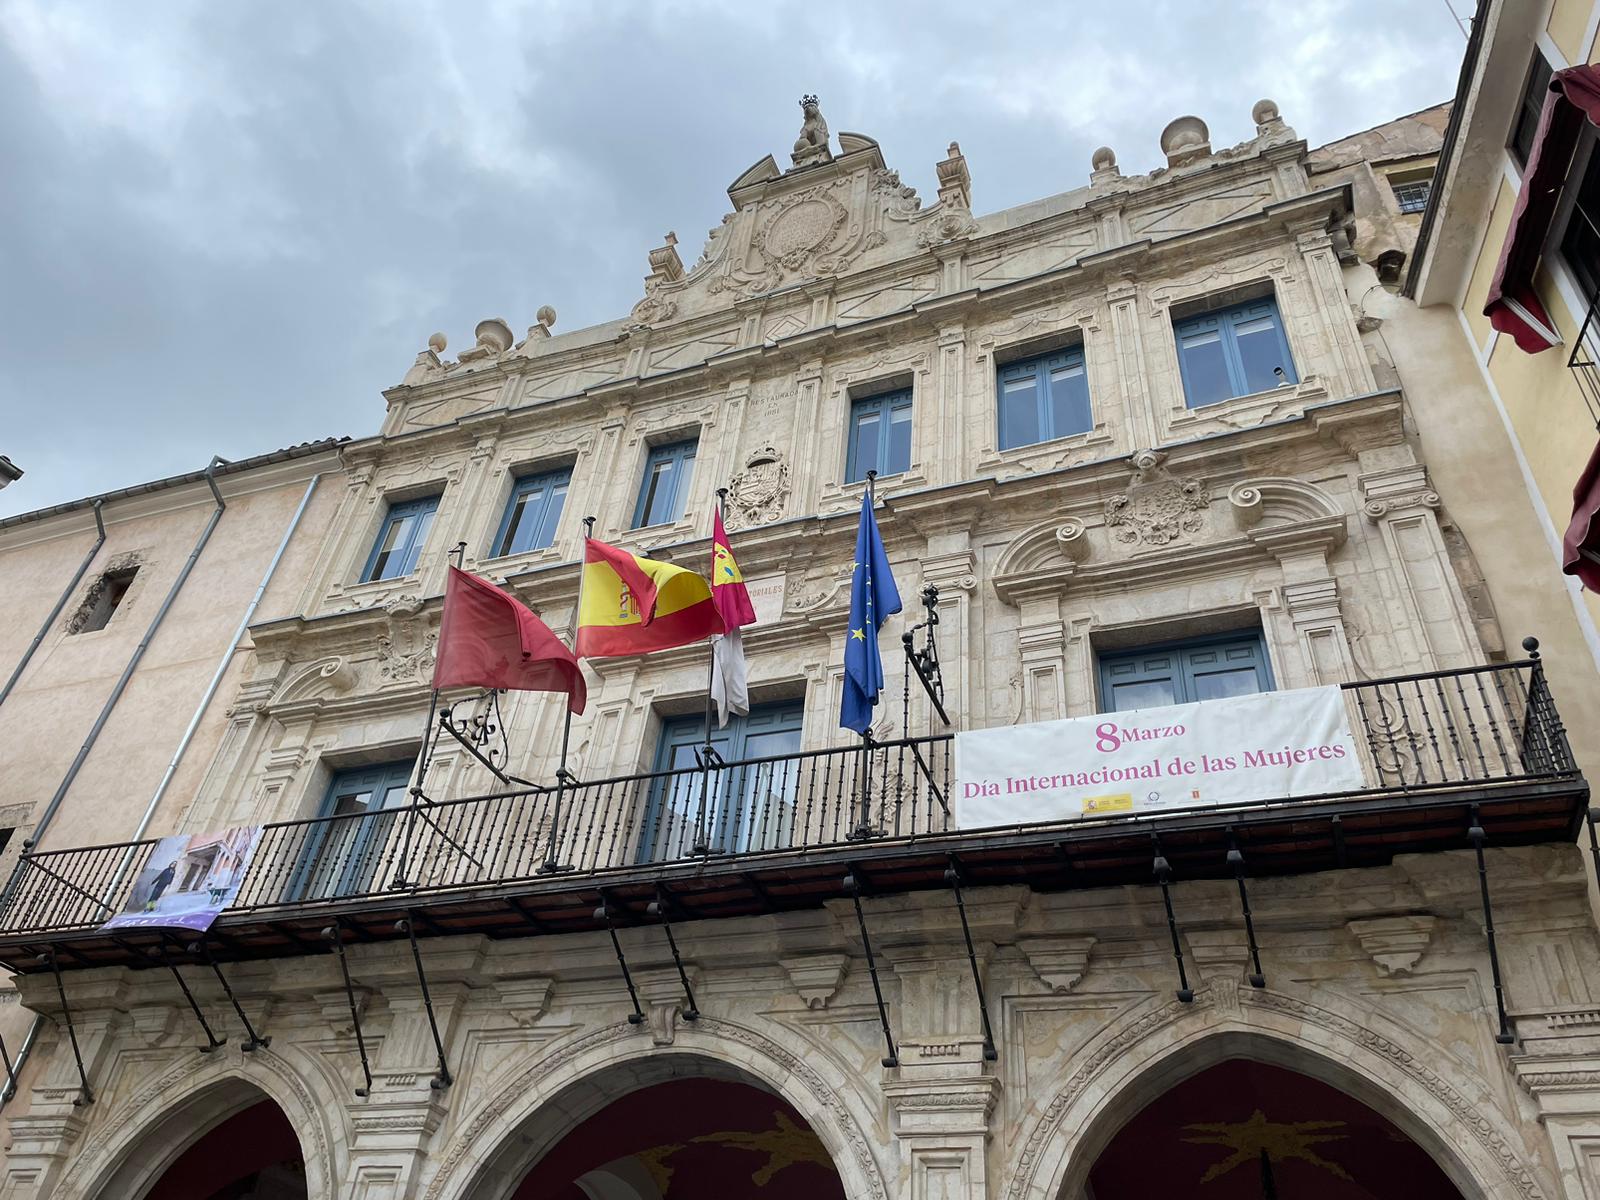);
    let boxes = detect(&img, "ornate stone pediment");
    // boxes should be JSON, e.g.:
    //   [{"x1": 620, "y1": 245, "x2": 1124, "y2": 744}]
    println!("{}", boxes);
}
[{"x1": 624, "y1": 101, "x2": 985, "y2": 325}]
